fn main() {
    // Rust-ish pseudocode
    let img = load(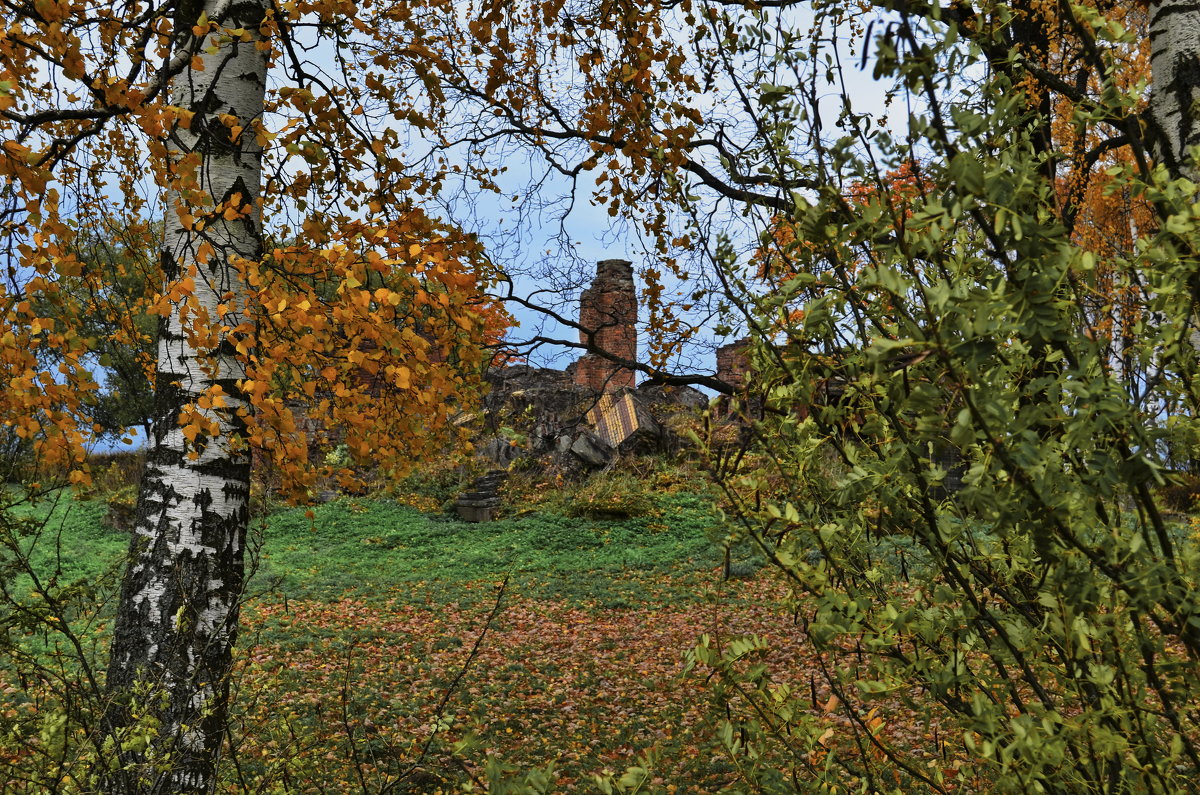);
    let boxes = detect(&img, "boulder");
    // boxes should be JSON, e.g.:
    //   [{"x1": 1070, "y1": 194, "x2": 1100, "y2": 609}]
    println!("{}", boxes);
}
[
  {"x1": 569, "y1": 429, "x2": 615, "y2": 468},
  {"x1": 478, "y1": 436, "x2": 520, "y2": 466},
  {"x1": 635, "y1": 382, "x2": 709, "y2": 411}
]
